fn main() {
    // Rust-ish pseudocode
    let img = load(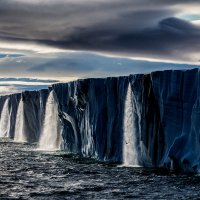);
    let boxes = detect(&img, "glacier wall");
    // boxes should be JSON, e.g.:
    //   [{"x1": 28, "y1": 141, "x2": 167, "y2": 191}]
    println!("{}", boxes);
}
[
  {"x1": 0, "y1": 69, "x2": 200, "y2": 173},
  {"x1": 0, "y1": 89, "x2": 49, "y2": 141}
]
